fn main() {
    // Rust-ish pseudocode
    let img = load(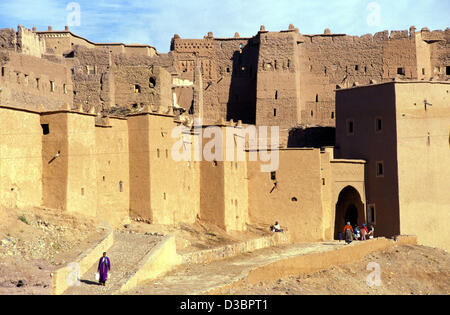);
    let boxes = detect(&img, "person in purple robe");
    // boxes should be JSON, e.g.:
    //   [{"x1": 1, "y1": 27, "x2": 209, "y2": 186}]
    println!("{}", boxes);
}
[{"x1": 97, "y1": 252, "x2": 111, "y2": 286}]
